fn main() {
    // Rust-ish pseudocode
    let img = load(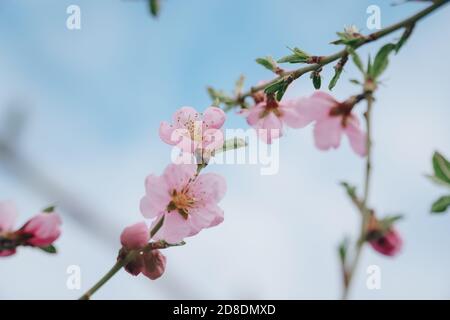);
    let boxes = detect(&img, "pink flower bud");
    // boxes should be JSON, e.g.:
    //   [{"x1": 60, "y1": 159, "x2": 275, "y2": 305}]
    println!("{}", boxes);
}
[
  {"x1": 369, "y1": 228, "x2": 402, "y2": 257},
  {"x1": 117, "y1": 248, "x2": 144, "y2": 276},
  {"x1": 120, "y1": 222, "x2": 150, "y2": 250},
  {"x1": 21, "y1": 212, "x2": 62, "y2": 247},
  {"x1": 142, "y1": 249, "x2": 167, "y2": 280}
]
